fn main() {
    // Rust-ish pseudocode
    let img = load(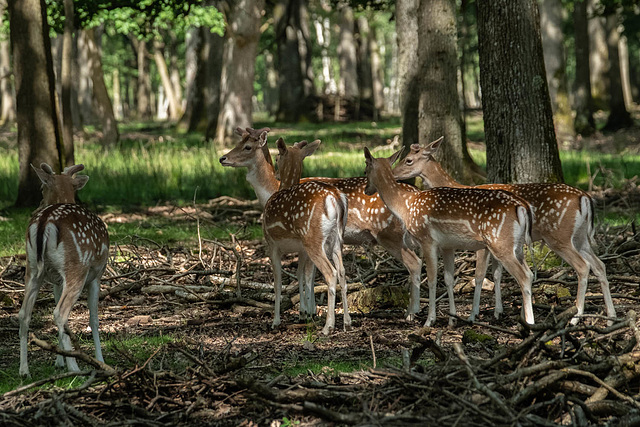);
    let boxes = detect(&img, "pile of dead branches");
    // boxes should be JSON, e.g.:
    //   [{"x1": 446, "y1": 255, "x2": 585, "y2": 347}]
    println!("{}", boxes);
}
[{"x1": 2, "y1": 307, "x2": 639, "y2": 426}]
